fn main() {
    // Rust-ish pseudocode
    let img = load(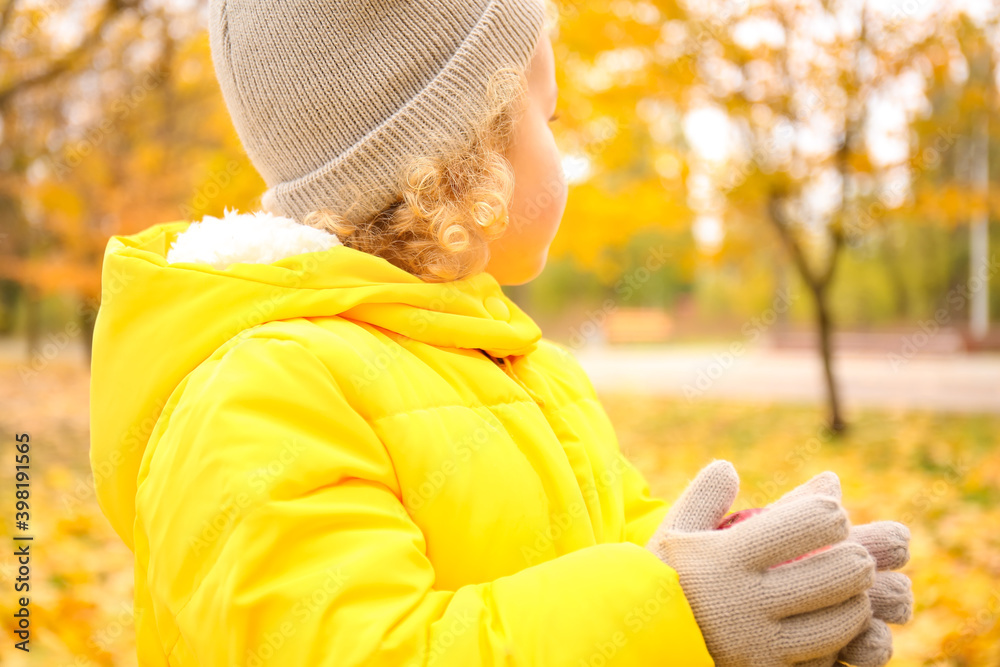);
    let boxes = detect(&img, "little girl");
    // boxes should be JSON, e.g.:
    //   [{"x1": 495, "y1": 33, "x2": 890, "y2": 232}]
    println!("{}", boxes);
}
[{"x1": 89, "y1": 1, "x2": 913, "y2": 665}]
